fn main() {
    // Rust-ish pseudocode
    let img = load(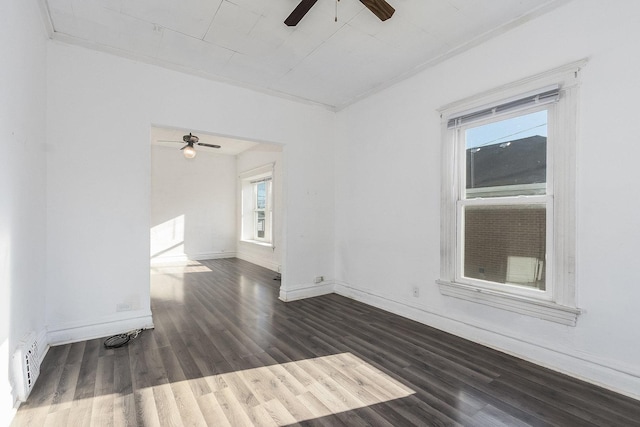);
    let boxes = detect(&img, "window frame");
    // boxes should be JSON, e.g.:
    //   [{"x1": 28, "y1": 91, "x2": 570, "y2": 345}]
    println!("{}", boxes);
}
[
  {"x1": 436, "y1": 61, "x2": 585, "y2": 326},
  {"x1": 239, "y1": 163, "x2": 275, "y2": 247}
]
